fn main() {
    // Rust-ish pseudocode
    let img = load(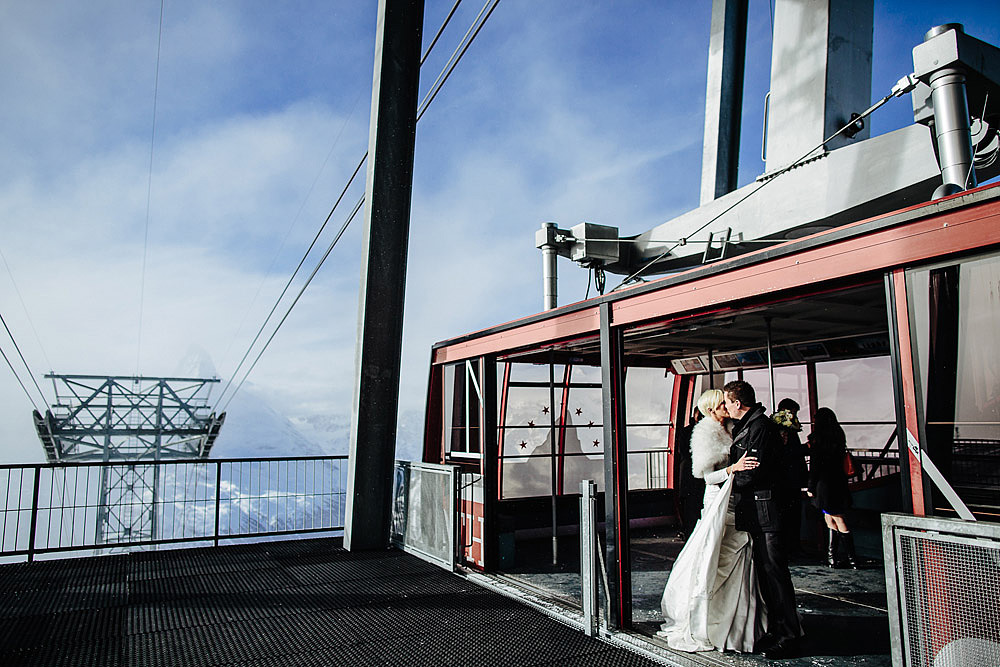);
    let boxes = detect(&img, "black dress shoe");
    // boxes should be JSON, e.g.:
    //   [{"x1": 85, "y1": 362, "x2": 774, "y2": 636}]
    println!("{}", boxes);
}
[
  {"x1": 754, "y1": 633, "x2": 778, "y2": 652},
  {"x1": 763, "y1": 638, "x2": 800, "y2": 659}
]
